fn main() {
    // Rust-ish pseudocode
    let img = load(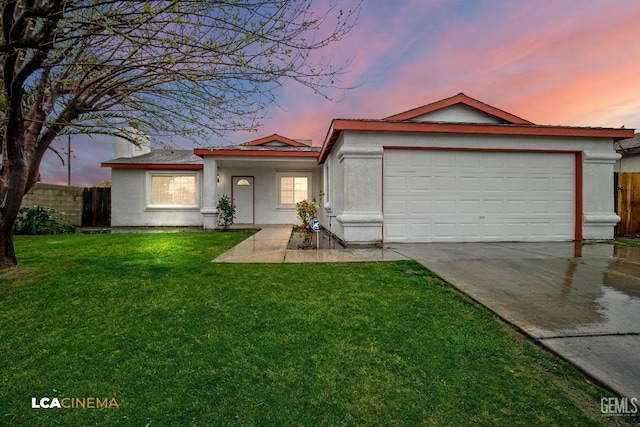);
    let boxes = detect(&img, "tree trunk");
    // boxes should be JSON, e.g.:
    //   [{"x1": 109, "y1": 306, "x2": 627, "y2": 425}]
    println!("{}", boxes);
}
[
  {"x1": 0, "y1": 160, "x2": 29, "y2": 269},
  {"x1": 0, "y1": 217, "x2": 18, "y2": 268}
]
